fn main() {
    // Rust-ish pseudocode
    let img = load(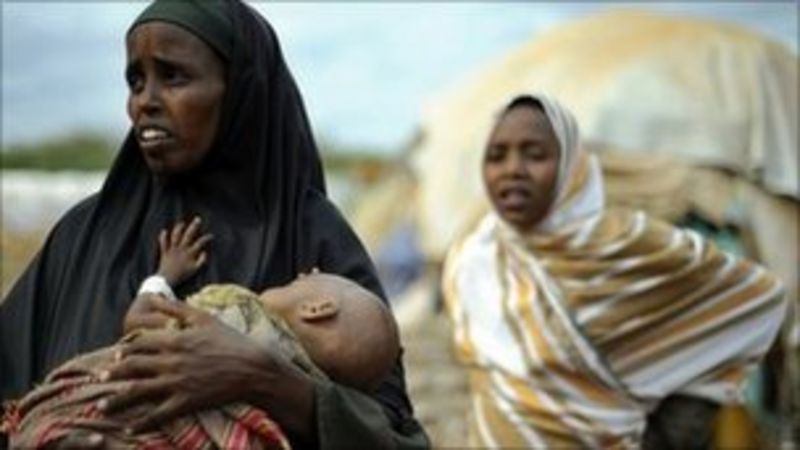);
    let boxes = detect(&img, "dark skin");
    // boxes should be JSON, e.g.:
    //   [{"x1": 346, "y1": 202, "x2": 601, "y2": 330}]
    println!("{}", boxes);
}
[
  {"x1": 160, "y1": 220, "x2": 397, "y2": 392},
  {"x1": 483, "y1": 105, "x2": 560, "y2": 233},
  {"x1": 46, "y1": 302, "x2": 316, "y2": 448},
  {"x1": 102, "y1": 299, "x2": 316, "y2": 435},
  {"x1": 126, "y1": 22, "x2": 225, "y2": 176},
  {"x1": 157, "y1": 216, "x2": 212, "y2": 286},
  {"x1": 62, "y1": 21, "x2": 317, "y2": 445},
  {"x1": 261, "y1": 273, "x2": 401, "y2": 391}
]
